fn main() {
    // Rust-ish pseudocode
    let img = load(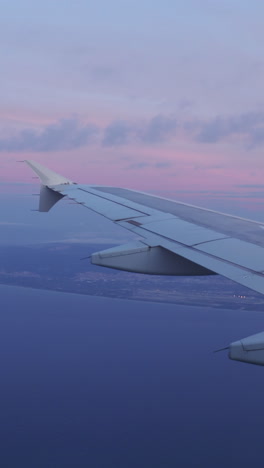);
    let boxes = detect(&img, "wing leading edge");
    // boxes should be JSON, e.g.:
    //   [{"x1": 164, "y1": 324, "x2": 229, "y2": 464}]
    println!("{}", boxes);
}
[{"x1": 25, "y1": 160, "x2": 264, "y2": 365}]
